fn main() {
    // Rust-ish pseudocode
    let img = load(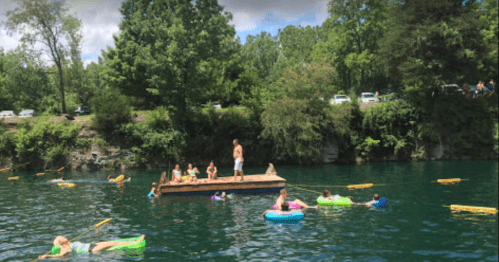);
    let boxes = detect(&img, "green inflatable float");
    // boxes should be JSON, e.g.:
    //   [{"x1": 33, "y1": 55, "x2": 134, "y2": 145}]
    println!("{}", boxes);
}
[
  {"x1": 317, "y1": 196, "x2": 351, "y2": 207},
  {"x1": 51, "y1": 236, "x2": 146, "y2": 255}
]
